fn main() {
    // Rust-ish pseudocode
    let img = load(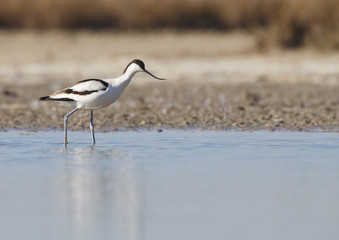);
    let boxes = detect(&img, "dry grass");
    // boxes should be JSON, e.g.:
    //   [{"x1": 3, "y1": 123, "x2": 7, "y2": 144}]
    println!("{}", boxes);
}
[{"x1": 1, "y1": 0, "x2": 339, "y2": 48}]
